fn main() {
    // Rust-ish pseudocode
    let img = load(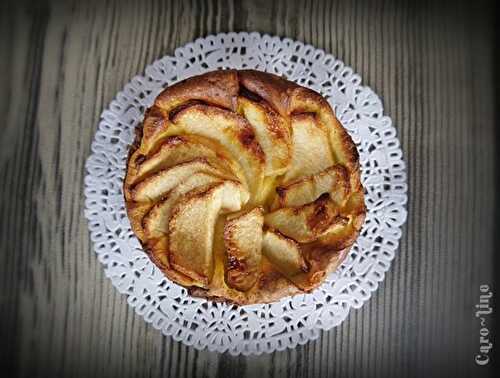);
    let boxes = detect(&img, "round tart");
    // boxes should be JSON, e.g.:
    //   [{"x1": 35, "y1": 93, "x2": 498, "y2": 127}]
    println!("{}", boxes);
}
[{"x1": 124, "y1": 69, "x2": 366, "y2": 305}]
